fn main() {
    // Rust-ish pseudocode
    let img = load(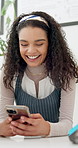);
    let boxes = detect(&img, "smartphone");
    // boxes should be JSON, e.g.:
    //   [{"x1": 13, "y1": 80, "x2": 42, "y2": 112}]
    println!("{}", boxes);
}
[{"x1": 6, "y1": 105, "x2": 30, "y2": 120}]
